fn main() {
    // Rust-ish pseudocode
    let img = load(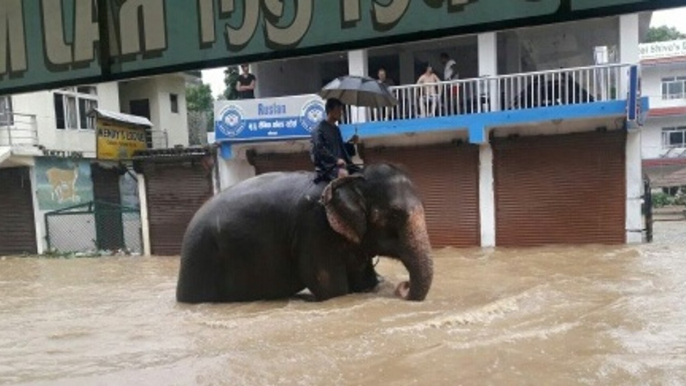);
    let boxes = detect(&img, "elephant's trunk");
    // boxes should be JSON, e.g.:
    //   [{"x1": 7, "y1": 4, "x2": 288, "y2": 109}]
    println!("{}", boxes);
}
[{"x1": 398, "y1": 207, "x2": 434, "y2": 301}]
